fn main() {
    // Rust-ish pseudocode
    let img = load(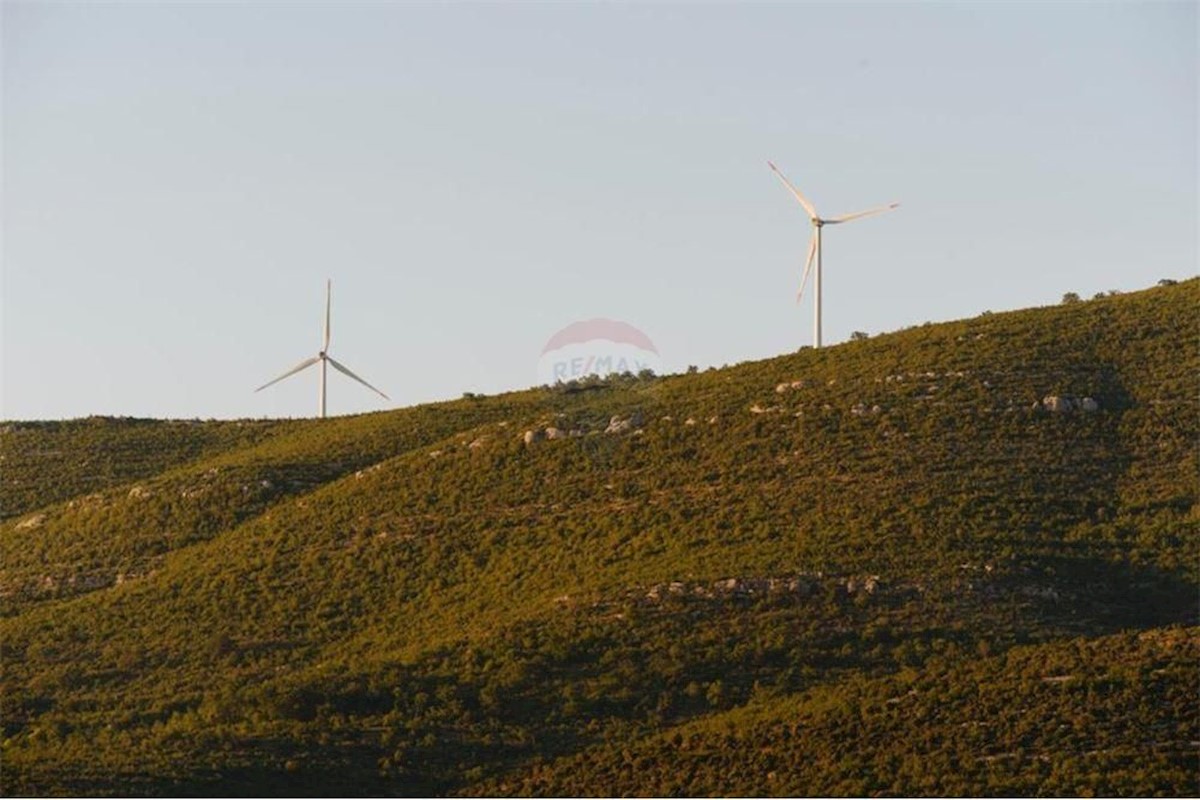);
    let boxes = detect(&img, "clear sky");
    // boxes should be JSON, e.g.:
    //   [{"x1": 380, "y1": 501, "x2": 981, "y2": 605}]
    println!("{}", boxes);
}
[{"x1": 3, "y1": 1, "x2": 1195, "y2": 420}]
